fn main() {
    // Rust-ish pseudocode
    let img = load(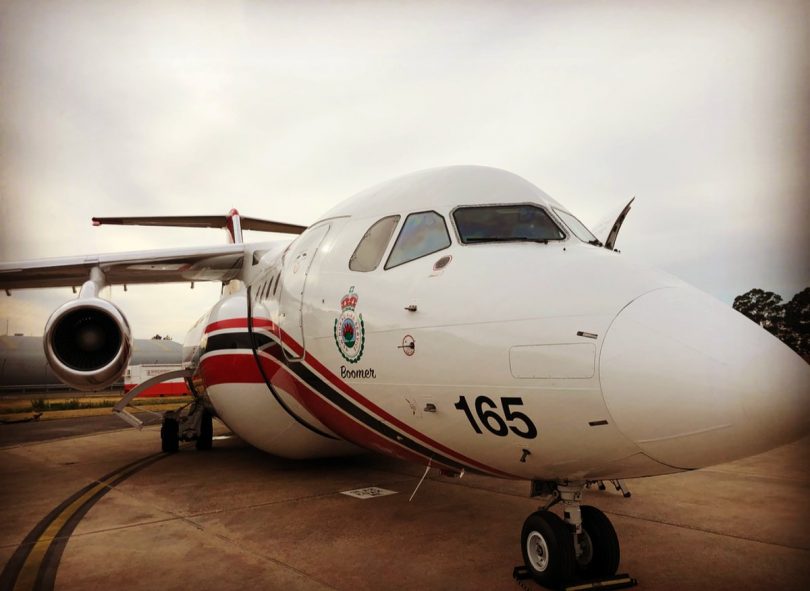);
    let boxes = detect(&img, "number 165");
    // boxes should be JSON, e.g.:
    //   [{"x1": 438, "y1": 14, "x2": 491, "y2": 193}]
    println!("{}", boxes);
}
[{"x1": 453, "y1": 395, "x2": 538, "y2": 439}]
